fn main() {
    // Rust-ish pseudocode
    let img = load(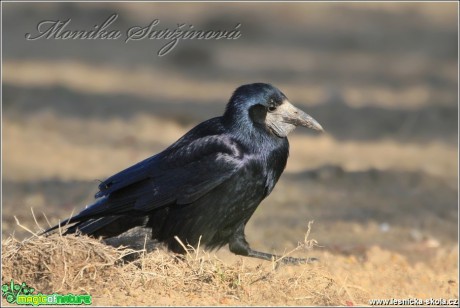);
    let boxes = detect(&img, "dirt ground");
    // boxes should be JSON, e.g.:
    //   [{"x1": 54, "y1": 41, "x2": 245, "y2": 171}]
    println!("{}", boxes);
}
[{"x1": 2, "y1": 2, "x2": 459, "y2": 306}]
